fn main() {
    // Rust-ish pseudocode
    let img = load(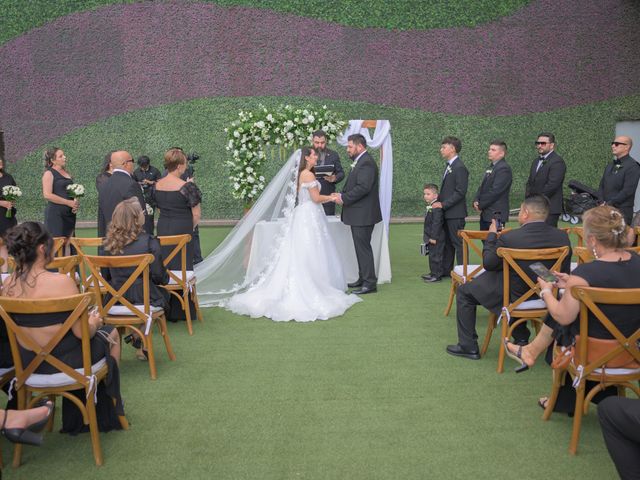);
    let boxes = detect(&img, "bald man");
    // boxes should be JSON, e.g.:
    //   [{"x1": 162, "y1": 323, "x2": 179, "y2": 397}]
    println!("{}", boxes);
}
[
  {"x1": 97, "y1": 150, "x2": 148, "y2": 236},
  {"x1": 598, "y1": 136, "x2": 640, "y2": 225}
]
